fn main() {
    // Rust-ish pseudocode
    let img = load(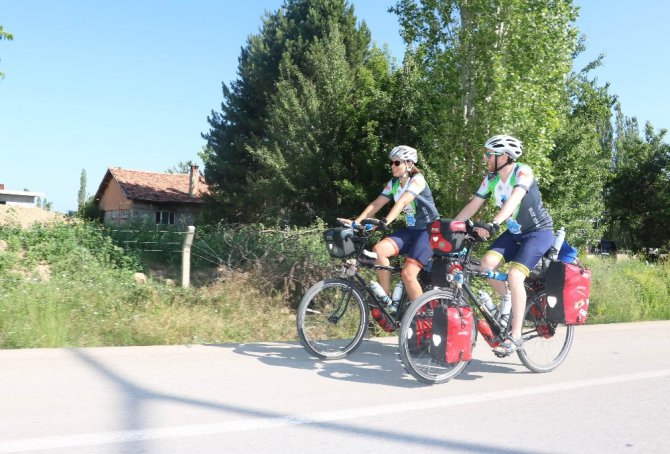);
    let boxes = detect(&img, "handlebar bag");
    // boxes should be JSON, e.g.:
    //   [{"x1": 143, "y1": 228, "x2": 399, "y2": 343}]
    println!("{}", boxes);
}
[
  {"x1": 324, "y1": 228, "x2": 356, "y2": 258},
  {"x1": 428, "y1": 219, "x2": 467, "y2": 256},
  {"x1": 429, "y1": 303, "x2": 474, "y2": 364},
  {"x1": 544, "y1": 260, "x2": 591, "y2": 324}
]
